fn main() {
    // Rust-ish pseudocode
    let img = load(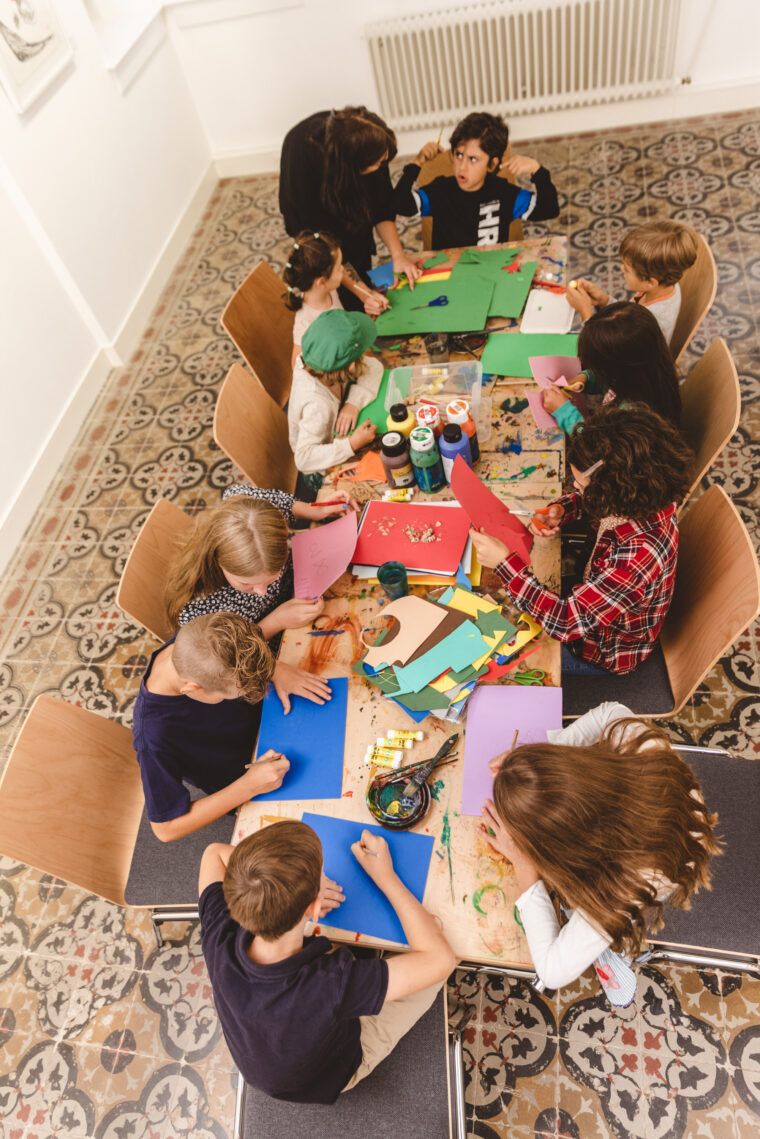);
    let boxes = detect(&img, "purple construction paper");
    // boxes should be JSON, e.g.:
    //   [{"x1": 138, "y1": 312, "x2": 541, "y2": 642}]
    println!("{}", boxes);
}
[
  {"x1": 460, "y1": 685, "x2": 563, "y2": 815},
  {"x1": 528, "y1": 355, "x2": 582, "y2": 388},
  {"x1": 526, "y1": 390, "x2": 558, "y2": 431}
]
